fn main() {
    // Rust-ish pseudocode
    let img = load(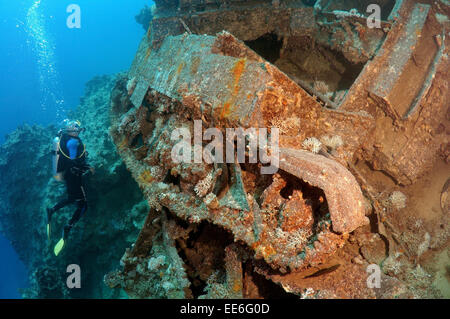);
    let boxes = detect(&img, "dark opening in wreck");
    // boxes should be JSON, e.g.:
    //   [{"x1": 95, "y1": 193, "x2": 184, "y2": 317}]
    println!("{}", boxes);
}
[
  {"x1": 245, "y1": 33, "x2": 283, "y2": 64},
  {"x1": 167, "y1": 207, "x2": 303, "y2": 299},
  {"x1": 272, "y1": 35, "x2": 366, "y2": 107}
]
